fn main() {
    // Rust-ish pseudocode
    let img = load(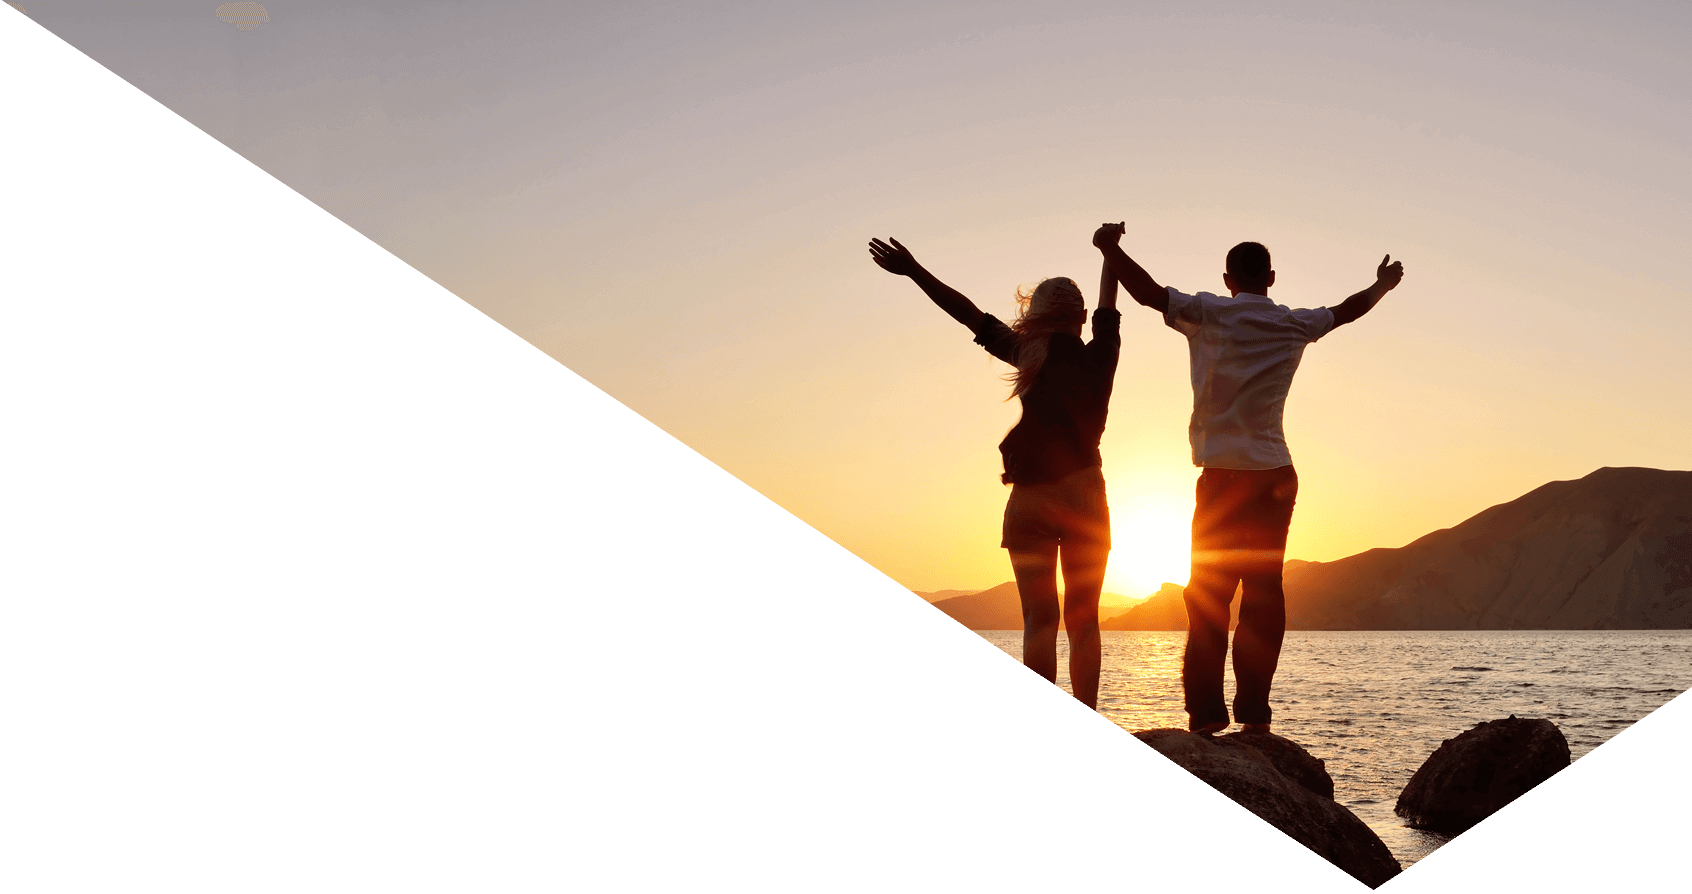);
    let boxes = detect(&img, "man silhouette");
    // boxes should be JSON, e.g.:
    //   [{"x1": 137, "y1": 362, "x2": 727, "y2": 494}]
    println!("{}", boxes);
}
[{"x1": 1093, "y1": 223, "x2": 1404, "y2": 734}]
